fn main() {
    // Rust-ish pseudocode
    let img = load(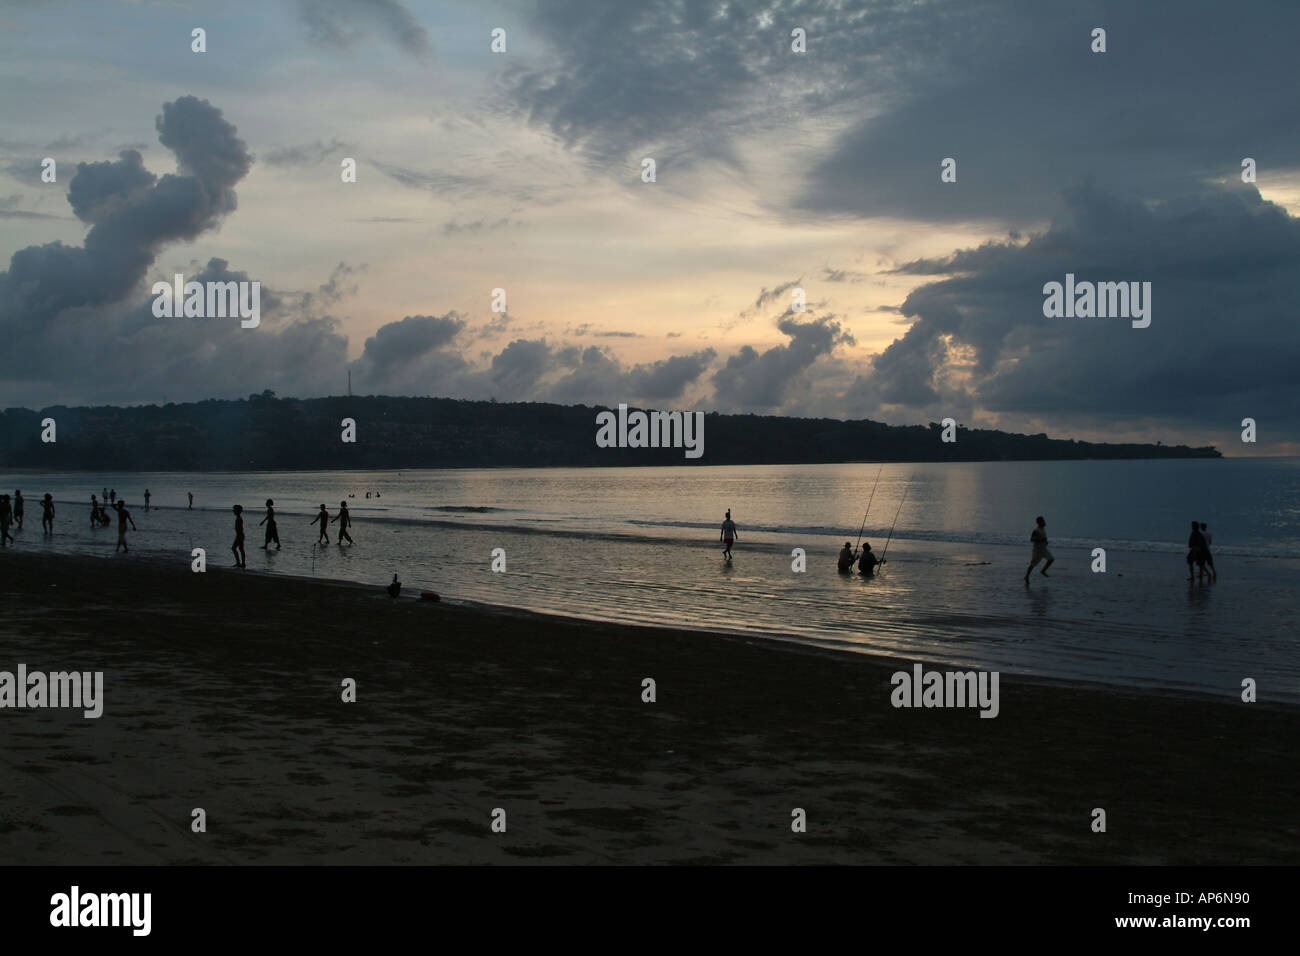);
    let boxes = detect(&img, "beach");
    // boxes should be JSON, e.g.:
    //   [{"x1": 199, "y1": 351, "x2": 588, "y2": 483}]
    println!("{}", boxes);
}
[{"x1": 1, "y1": 551, "x2": 1295, "y2": 865}]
